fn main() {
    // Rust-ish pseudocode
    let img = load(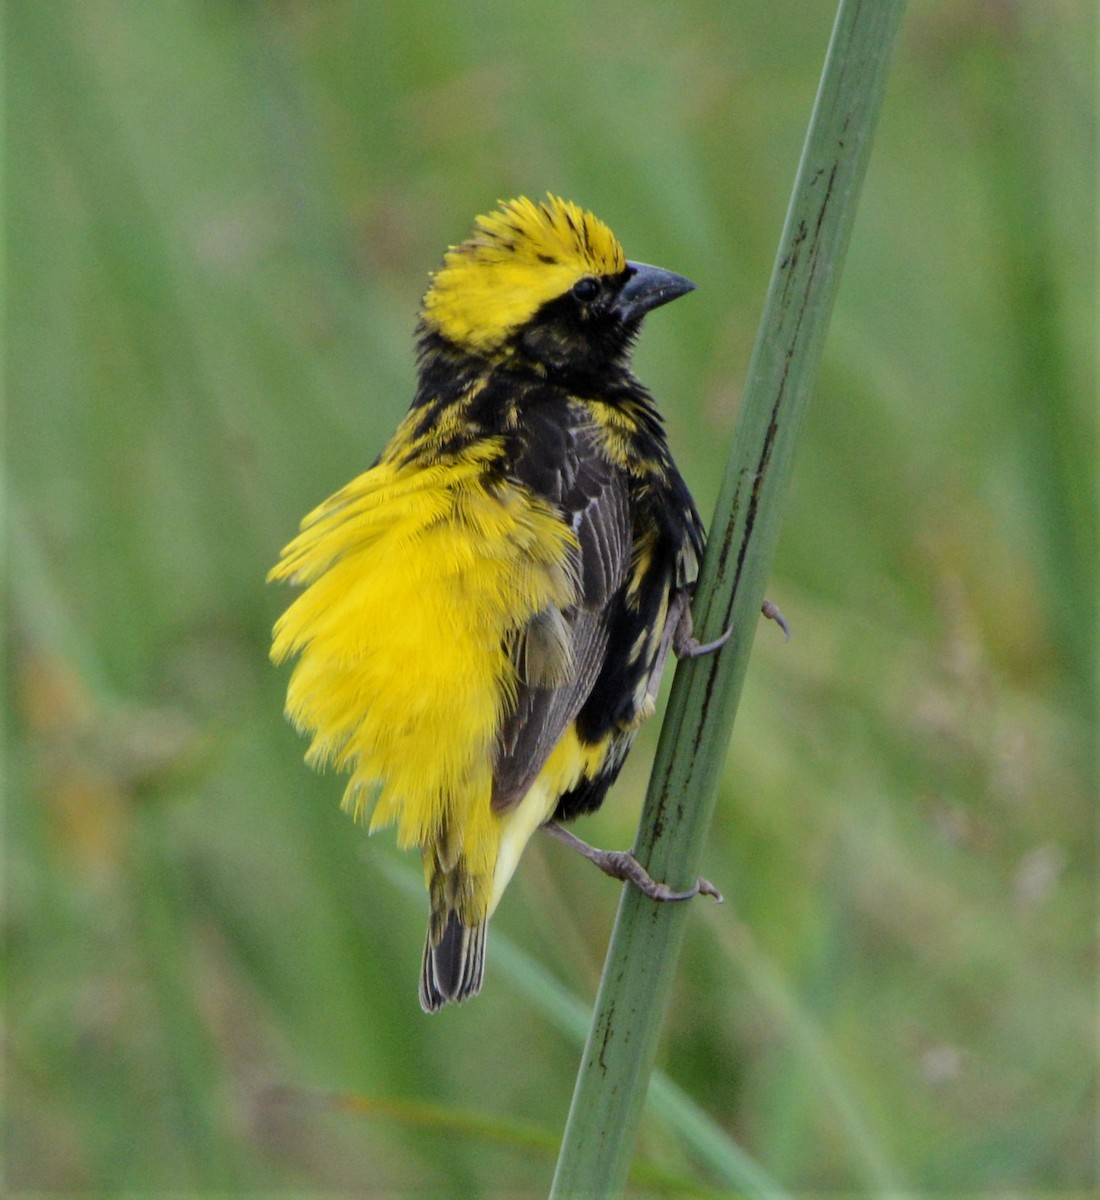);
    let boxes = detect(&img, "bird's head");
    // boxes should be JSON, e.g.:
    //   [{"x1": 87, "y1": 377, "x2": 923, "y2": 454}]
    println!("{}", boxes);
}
[{"x1": 419, "y1": 196, "x2": 694, "y2": 376}]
